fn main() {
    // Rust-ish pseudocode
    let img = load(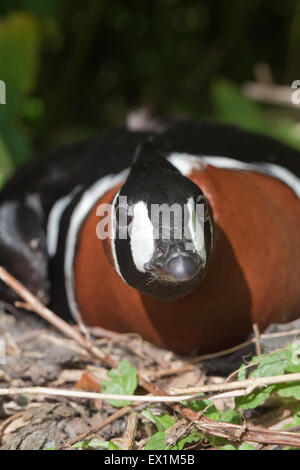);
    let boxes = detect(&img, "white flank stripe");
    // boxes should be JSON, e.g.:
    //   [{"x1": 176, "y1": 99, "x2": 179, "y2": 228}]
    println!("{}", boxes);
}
[
  {"x1": 168, "y1": 153, "x2": 300, "y2": 199},
  {"x1": 65, "y1": 170, "x2": 128, "y2": 321},
  {"x1": 47, "y1": 187, "x2": 82, "y2": 257},
  {"x1": 111, "y1": 189, "x2": 126, "y2": 282}
]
